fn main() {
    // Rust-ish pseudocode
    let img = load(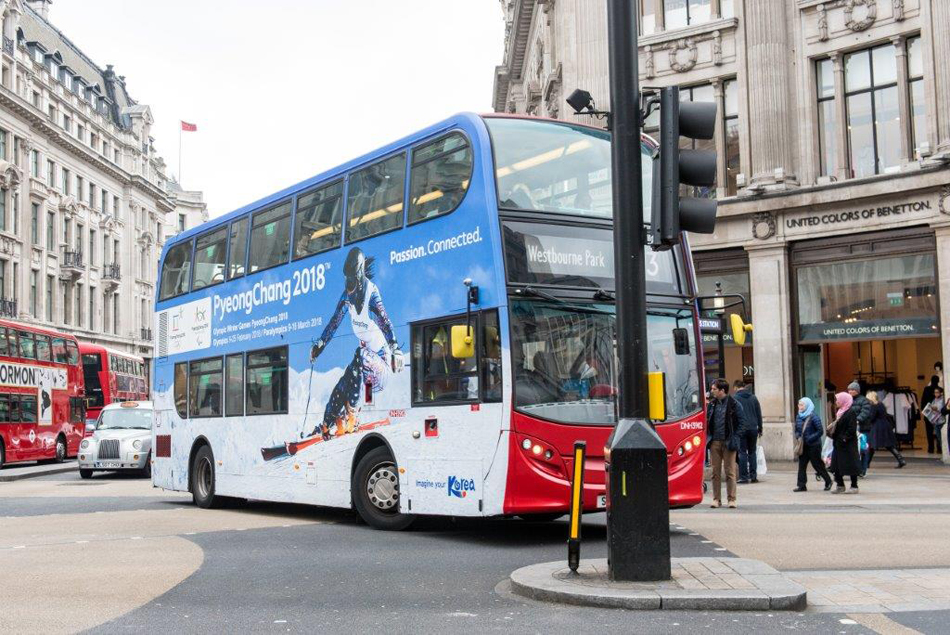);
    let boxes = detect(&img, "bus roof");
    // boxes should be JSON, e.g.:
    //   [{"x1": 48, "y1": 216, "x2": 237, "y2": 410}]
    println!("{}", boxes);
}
[
  {"x1": 0, "y1": 319, "x2": 80, "y2": 341},
  {"x1": 77, "y1": 342, "x2": 144, "y2": 361}
]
